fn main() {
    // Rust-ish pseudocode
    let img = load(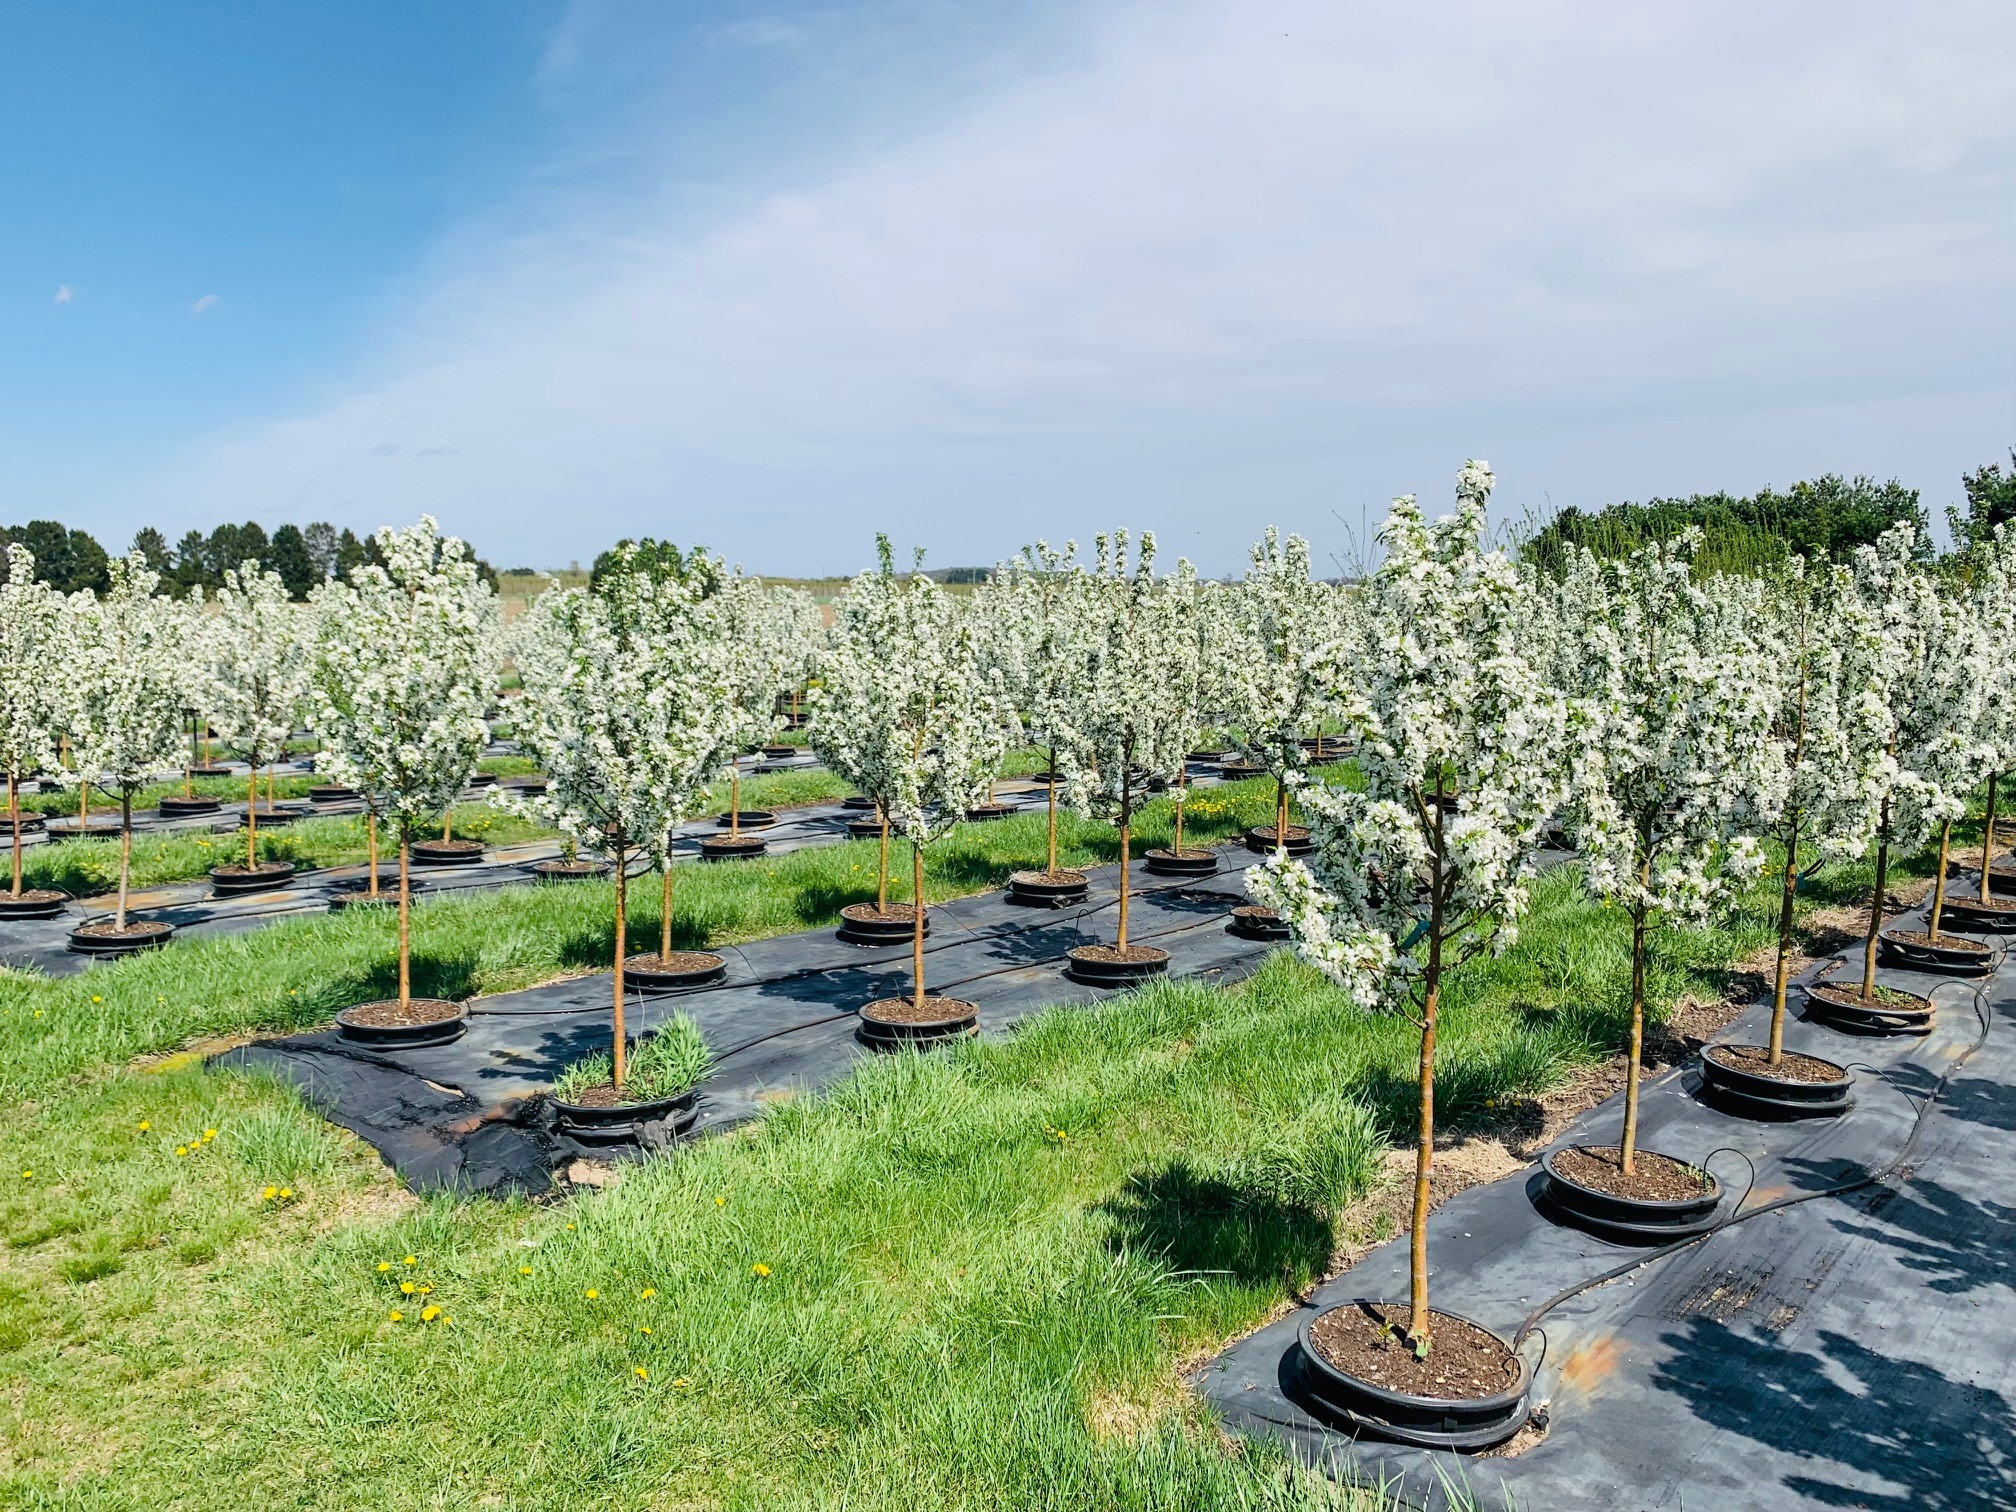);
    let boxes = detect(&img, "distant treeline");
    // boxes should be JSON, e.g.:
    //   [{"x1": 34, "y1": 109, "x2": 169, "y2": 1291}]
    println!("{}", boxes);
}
[
  {"x1": 0, "y1": 519, "x2": 499, "y2": 598},
  {"x1": 1525, "y1": 455, "x2": 2016, "y2": 576}
]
